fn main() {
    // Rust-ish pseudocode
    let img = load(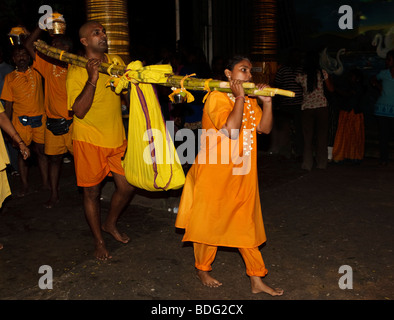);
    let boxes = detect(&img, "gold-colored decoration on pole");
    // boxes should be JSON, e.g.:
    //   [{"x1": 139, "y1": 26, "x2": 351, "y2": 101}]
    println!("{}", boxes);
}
[
  {"x1": 250, "y1": 0, "x2": 278, "y2": 84},
  {"x1": 34, "y1": 40, "x2": 295, "y2": 99},
  {"x1": 85, "y1": 0, "x2": 130, "y2": 63}
]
